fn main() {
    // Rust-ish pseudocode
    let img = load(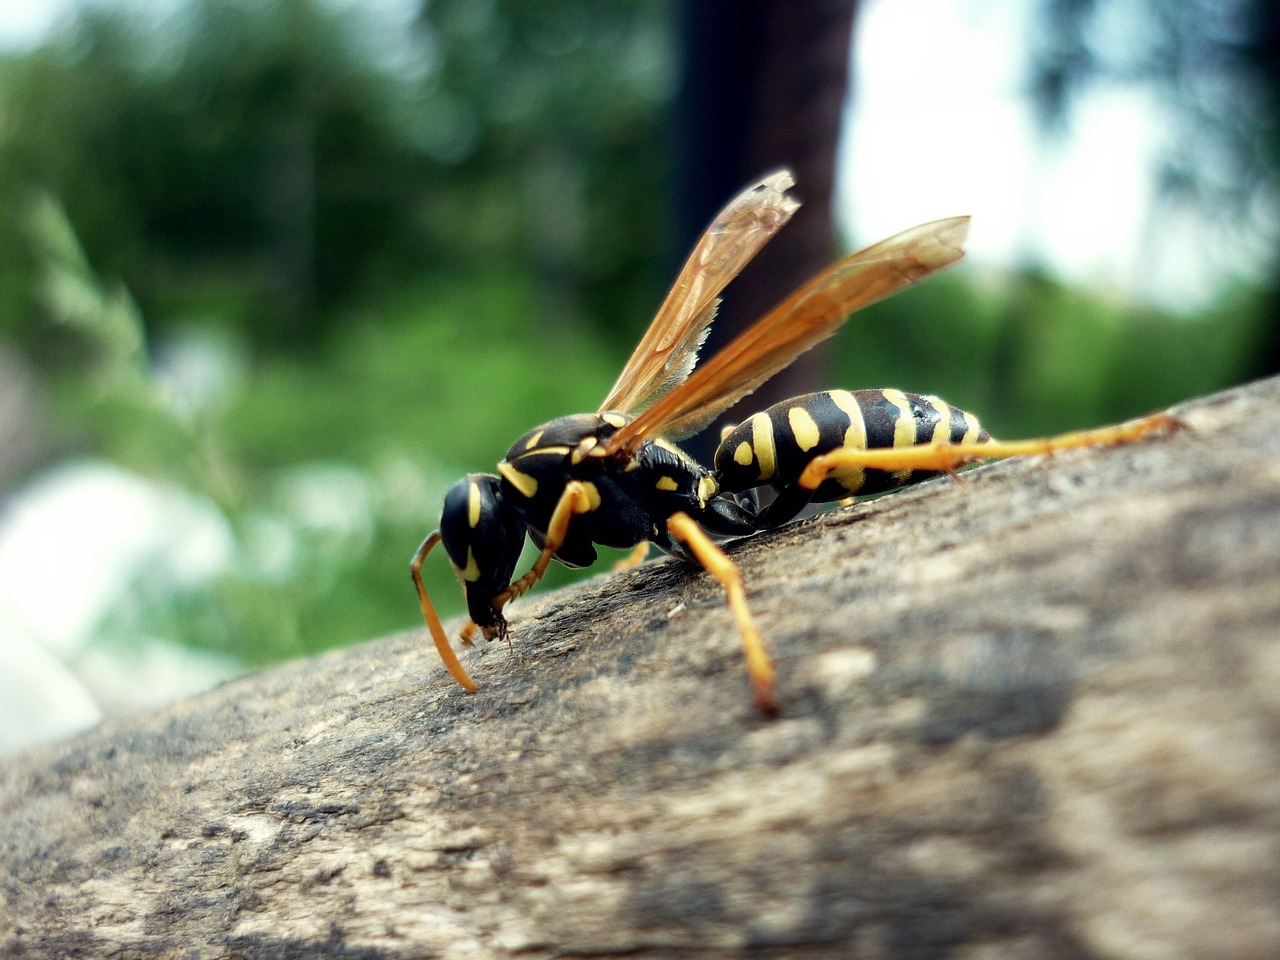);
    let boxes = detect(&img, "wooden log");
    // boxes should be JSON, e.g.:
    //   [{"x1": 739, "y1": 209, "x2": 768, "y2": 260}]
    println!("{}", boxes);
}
[{"x1": 3, "y1": 377, "x2": 1279, "y2": 959}]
